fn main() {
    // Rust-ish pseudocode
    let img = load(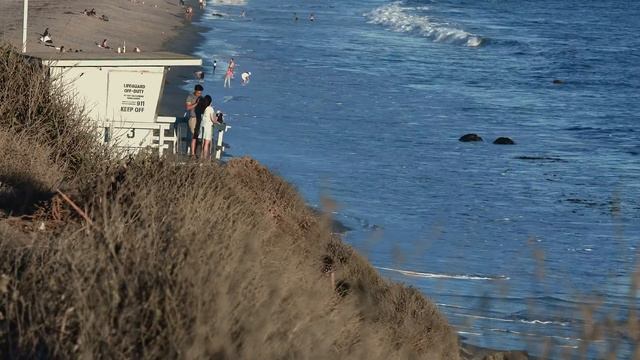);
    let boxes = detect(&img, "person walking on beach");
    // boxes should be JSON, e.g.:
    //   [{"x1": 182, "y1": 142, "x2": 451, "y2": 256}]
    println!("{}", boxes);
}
[
  {"x1": 224, "y1": 58, "x2": 235, "y2": 88},
  {"x1": 212, "y1": 59, "x2": 217, "y2": 74},
  {"x1": 199, "y1": 95, "x2": 220, "y2": 159},
  {"x1": 186, "y1": 84, "x2": 203, "y2": 156}
]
